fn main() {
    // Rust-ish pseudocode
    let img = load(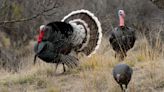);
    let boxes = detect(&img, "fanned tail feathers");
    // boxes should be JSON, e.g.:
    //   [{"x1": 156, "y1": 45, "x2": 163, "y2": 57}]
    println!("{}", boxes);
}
[{"x1": 62, "y1": 9, "x2": 102, "y2": 57}]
